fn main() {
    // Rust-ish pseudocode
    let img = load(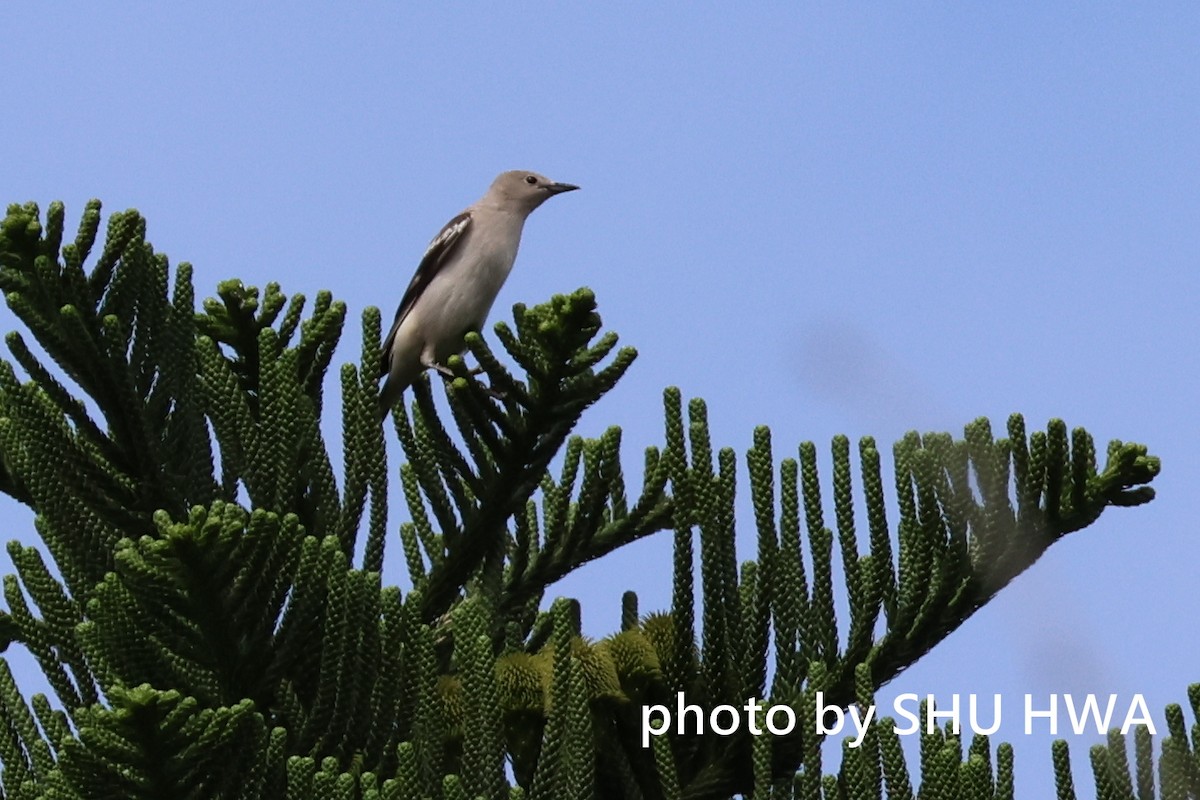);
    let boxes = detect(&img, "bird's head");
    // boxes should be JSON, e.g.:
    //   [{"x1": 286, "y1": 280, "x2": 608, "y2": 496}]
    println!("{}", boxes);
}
[{"x1": 488, "y1": 170, "x2": 579, "y2": 213}]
